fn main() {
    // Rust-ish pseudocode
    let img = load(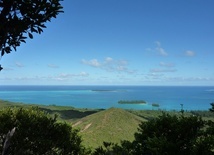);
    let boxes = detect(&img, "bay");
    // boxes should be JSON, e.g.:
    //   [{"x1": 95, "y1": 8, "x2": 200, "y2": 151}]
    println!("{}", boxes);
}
[{"x1": 0, "y1": 85, "x2": 213, "y2": 111}]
